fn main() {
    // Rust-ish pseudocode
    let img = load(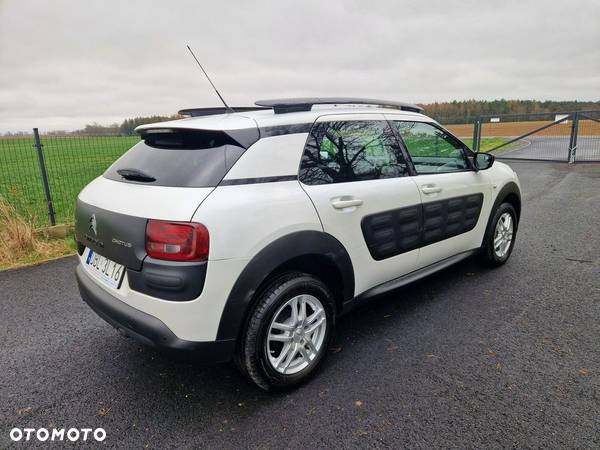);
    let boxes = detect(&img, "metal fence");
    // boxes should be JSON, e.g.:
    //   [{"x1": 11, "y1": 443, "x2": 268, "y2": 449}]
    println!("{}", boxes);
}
[
  {"x1": 1, "y1": 114, "x2": 599, "y2": 227},
  {"x1": 470, "y1": 110, "x2": 600, "y2": 162},
  {"x1": 0, "y1": 130, "x2": 138, "y2": 226}
]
